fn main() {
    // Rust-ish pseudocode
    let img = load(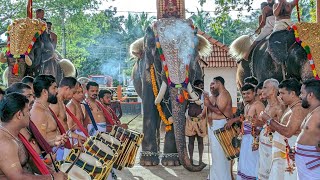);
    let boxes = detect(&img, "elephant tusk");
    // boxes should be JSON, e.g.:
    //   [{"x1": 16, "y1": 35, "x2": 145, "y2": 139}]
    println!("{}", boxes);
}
[
  {"x1": 154, "y1": 81, "x2": 167, "y2": 105},
  {"x1": 187, "y1": 83, "x2": 202, "y2": 105}
]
